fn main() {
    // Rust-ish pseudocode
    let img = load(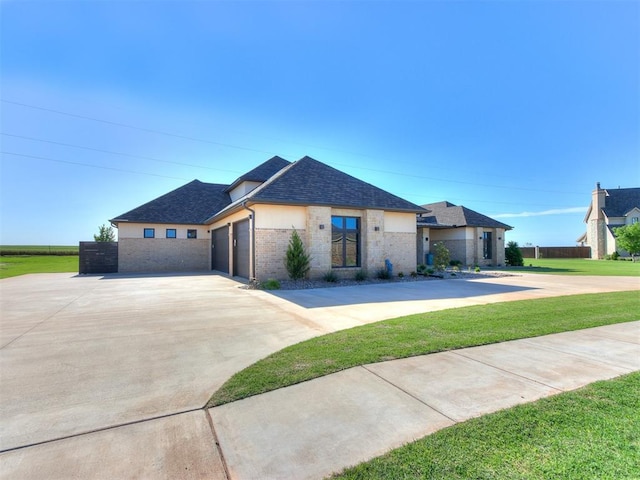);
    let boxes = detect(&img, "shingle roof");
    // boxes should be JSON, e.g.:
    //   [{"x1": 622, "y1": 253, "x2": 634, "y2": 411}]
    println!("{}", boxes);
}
[
  {"x1": 247, "y1": 156, "x2": 425, "y2": 212},
  {"x1": 111, "y1": 180, "x2": 231, "y2": 224},
  {"x1": 418, "y1": 201, "x2": 512, "y2": 230},
  {"x1": 603, "y1": 187, "x2": 640, "y2": 217},
  {"x1": 225, "y1": 156, "x2": 291, "y2": 192}
]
